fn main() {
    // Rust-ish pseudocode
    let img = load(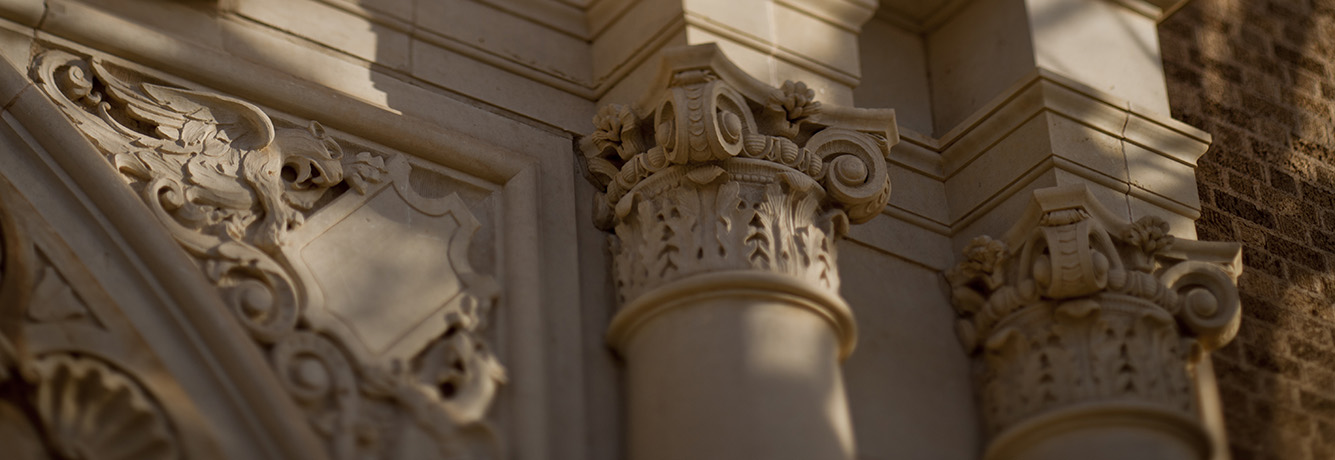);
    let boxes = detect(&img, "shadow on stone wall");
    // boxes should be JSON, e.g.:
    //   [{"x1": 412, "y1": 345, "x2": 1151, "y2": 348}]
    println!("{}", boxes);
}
[{"x1": 1160, "y1": 0, "x2": 1335, "y2": 458}]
